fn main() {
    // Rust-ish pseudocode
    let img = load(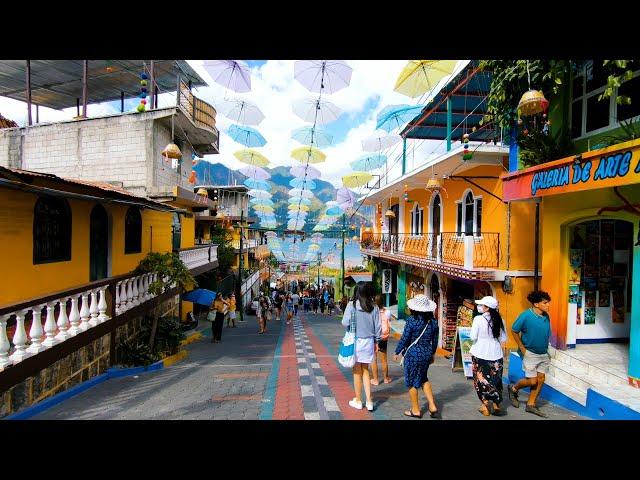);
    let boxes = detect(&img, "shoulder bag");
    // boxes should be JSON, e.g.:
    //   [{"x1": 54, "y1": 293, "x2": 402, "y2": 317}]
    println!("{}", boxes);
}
[
  {"x1": 399, "y1": 318, "x2": 430, "y2": 367},
  {"x1": 338, "y1": 303, "x2": 357, "y2": 368}
]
